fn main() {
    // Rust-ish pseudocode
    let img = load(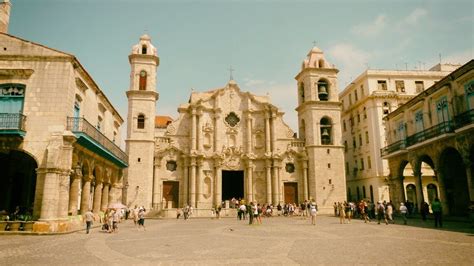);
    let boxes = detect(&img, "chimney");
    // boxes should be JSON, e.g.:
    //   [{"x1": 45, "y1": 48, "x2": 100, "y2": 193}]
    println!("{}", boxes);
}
[{"x1": 0, "y1": 0, "x2": 11, "y2": 34}]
